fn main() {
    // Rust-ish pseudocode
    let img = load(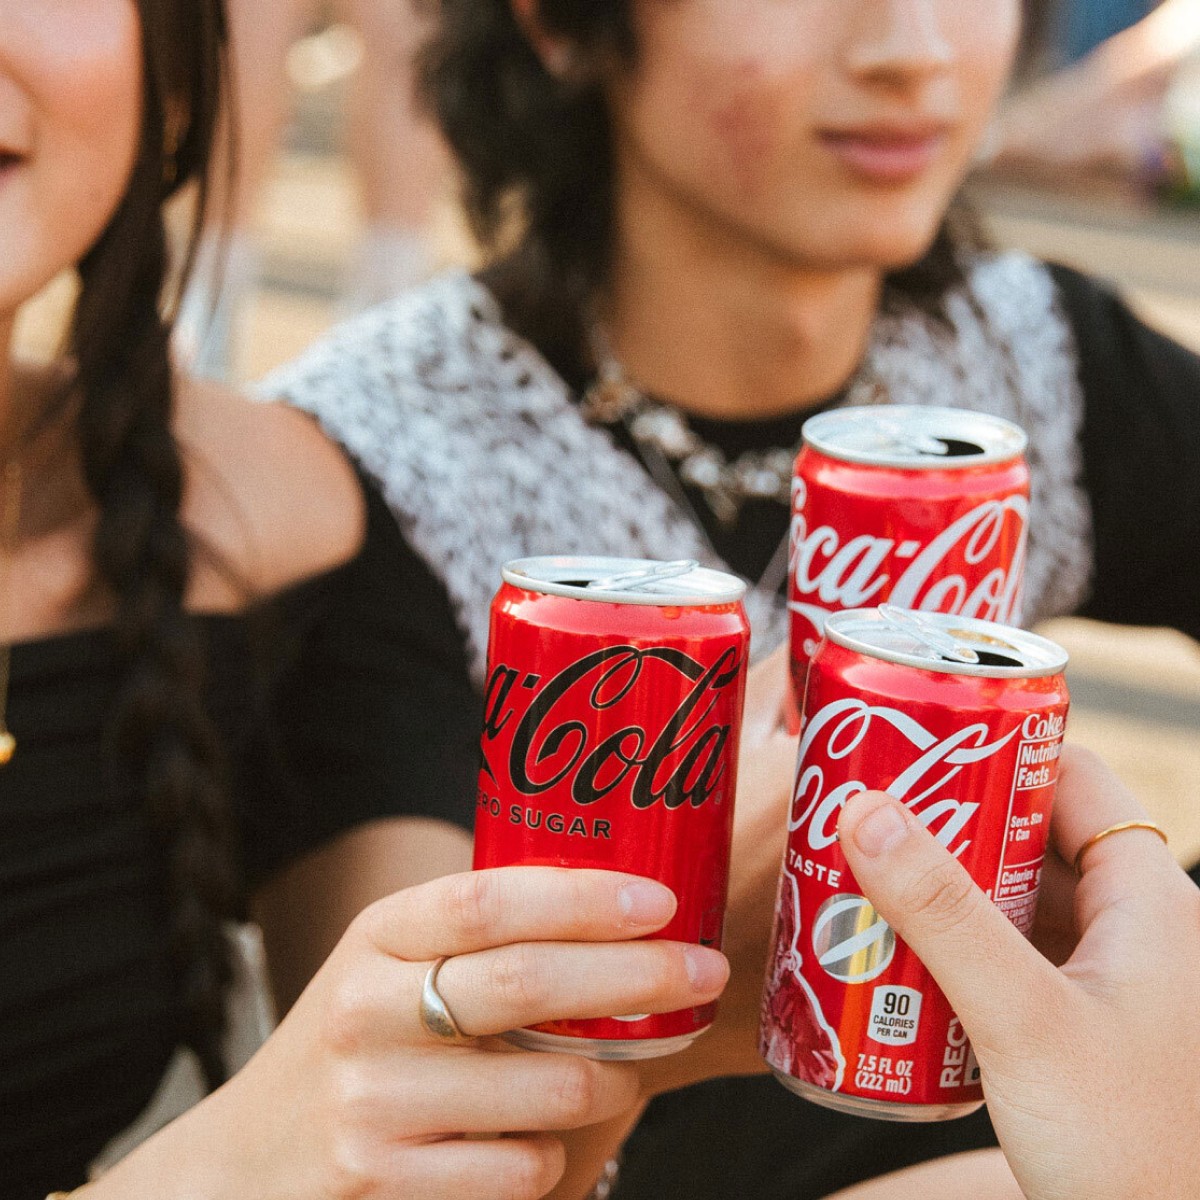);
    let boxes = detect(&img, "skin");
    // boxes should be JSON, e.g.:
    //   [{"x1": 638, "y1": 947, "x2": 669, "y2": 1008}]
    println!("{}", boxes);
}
[
  {"x1": 512, "y1": 5, "x2": 1200, "y2": 1195},
  {"x1": 17, "y1": 4, "x2": 1193, "y2": 1197},
  {"x1": 999, "y1": 0, "x2": 1200, "y2": 176},
  {"x1": 579, "y1": 0, "x2": 1022, "y2": 419},
  {"x1": 831, "y1": 748, "x2": 1200, "y2": 1200},
  {"x1": 89, "y1": 869, "x2": 730, "y2": 1200},
  {"x1": 0, "y1": 7, "x2": 764, "y2": 1198},
  {"x1": 0, "y1": 0, "x2": 365, "y2": 635}
]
